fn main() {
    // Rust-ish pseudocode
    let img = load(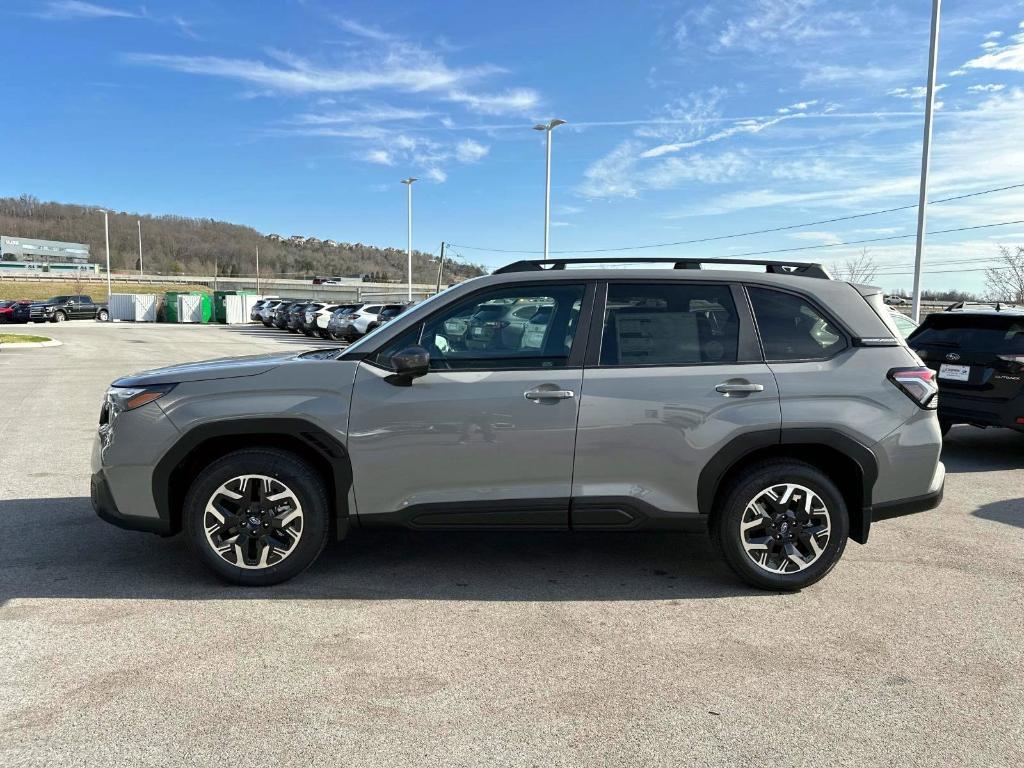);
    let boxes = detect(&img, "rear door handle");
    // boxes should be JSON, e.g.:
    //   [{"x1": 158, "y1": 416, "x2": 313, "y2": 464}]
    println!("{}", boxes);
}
[
  {"x1": 524, "y1": 389, "x2": 575, "y2": 401},
  {"x1": 715, "y1": 382, "x2": 765, "y2": 394}
]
